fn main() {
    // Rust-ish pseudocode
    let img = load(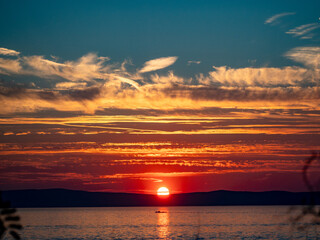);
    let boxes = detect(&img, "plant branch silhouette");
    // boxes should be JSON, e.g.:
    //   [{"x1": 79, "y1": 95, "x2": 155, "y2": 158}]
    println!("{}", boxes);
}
[
  {"x1": 289, "y1": 151, "x2": 320, "y2": 231},
  {"x1": 0, "y1": 191, "x2": 22, "y2": 240}
]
